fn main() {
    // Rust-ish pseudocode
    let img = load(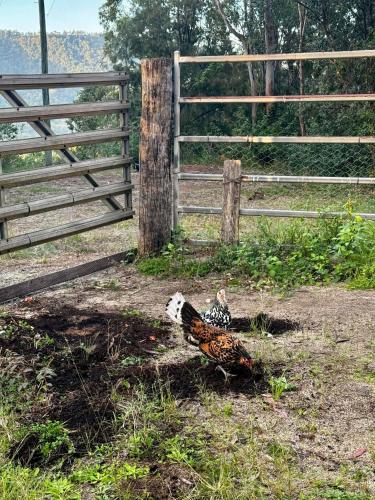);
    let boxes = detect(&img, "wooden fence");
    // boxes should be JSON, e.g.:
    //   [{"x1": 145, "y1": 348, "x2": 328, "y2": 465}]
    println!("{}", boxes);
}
[
  {"x1": 0, "y1": 72, "x2": 134, "y2": 255},
  {"x1": 173, "y1": 49, "x2": 375, "y2": 233}
]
